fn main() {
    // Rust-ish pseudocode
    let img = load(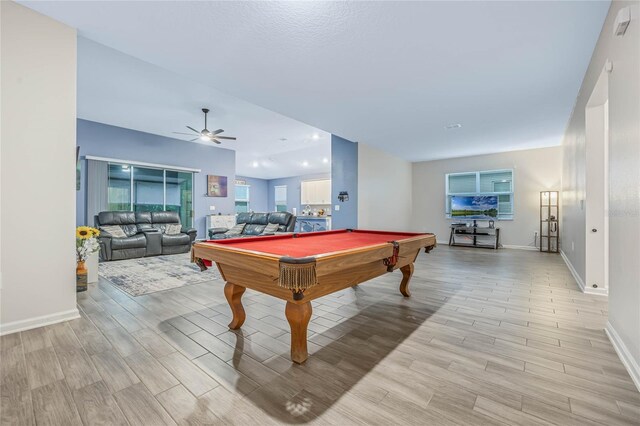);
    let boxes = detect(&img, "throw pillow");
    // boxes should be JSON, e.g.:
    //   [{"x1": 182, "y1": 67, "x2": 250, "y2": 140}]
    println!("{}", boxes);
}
[
  {"x1": 165, "y1": 224, "x2": 182, "y2": 235},
  {"x1": 100, "y1": 225, "x2": 127, "y2": 238},
  {"x1": 263, "y1": 223, "x2": 280, "y2": 233},
  {"x1": 225, "y1": 223, "x2": 246, "y2": 235}
]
